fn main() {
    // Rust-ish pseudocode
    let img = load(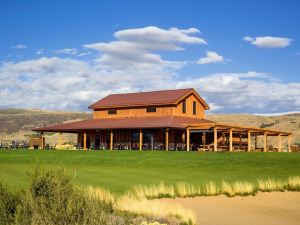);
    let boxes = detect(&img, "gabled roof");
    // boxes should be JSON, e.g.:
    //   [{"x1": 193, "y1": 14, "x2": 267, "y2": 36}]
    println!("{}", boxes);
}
[
  {"x1": 33, "y1": 116, "x2": 214, "y2": 132},
  {"x1": 88, "y1": 88, "x2": 210, "y2": 110}
]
